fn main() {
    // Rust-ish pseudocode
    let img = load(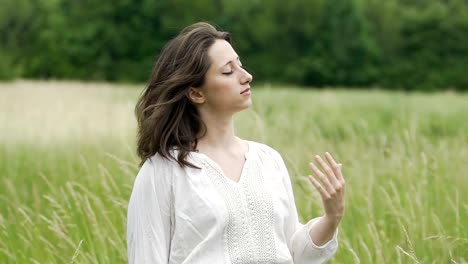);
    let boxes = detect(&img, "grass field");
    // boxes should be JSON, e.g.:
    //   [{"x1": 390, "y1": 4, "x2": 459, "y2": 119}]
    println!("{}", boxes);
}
[{"x1": 1, "y1": 80, "x2": 467, "y2": 263}]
